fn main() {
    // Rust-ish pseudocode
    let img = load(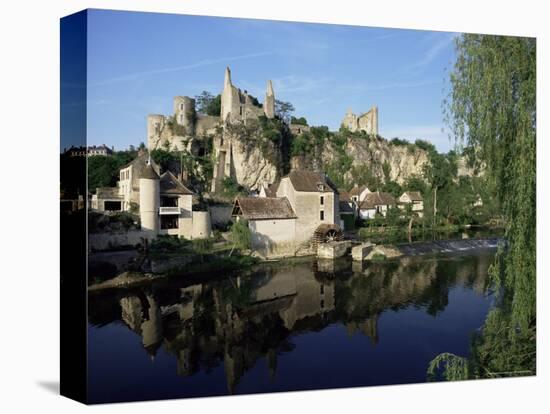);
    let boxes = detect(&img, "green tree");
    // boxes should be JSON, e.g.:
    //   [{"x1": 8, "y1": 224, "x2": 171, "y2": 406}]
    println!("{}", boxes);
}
[
  {"x1": 275, "y1": 99, "x2": 295, "y2": 123},
  {"x1": 229, "y1": 219, "x2": 252, "y2": 256},
  {"x1": 290, "y1": 116, "x2": 308, "y2": 126},
  {"x1": 429, "y1": 34, "x2": 536, "y2": 380}
]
